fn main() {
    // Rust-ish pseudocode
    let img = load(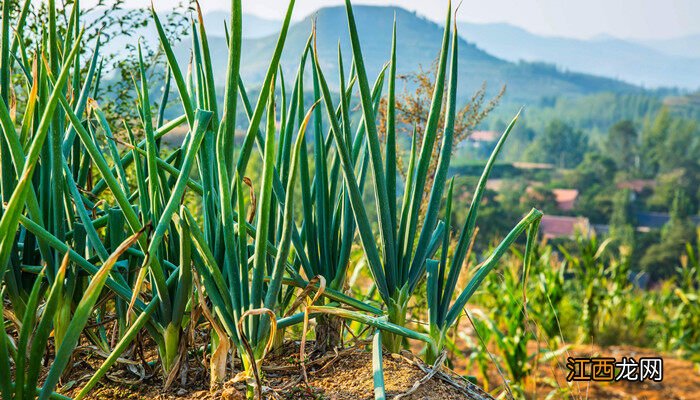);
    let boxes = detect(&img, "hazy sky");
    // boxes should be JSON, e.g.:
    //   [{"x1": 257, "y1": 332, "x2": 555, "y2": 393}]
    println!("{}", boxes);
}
[{"x1": 110, "y1": 0, "x2": 699, "y2": 40}]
